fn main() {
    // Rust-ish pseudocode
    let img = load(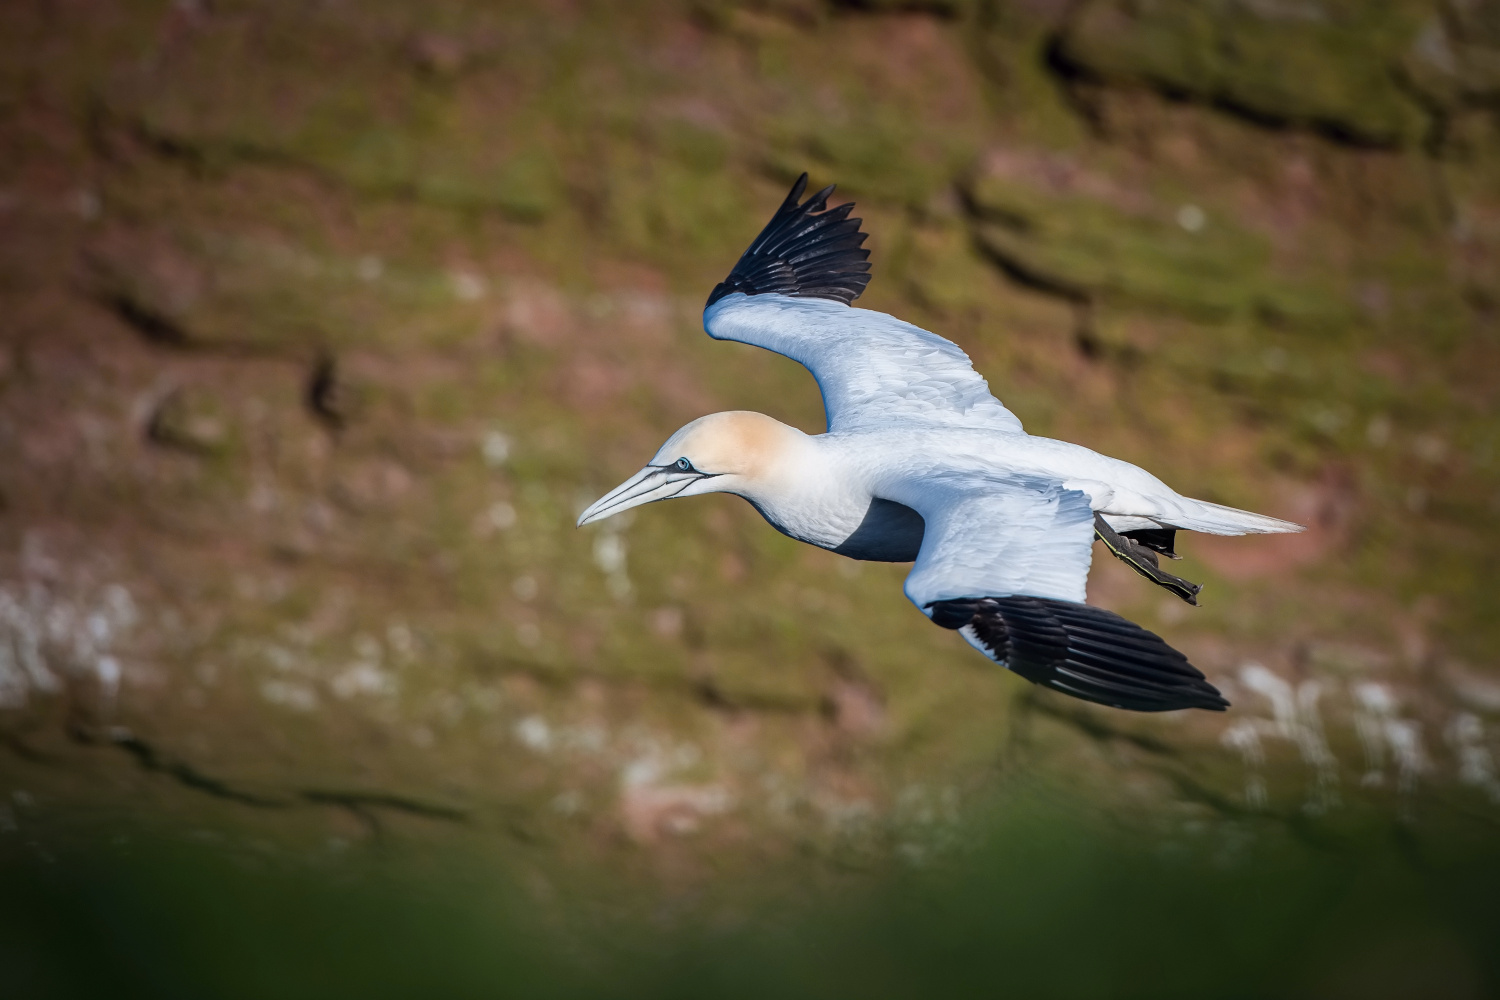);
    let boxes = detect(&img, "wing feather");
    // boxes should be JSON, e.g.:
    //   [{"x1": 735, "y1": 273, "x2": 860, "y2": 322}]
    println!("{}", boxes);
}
[
  {"x1": 705, "y1": 294, "x2": 1024, "y2": 433},
  {"x1": 702, "y1": 175, "x2": 1023, "y2": 433},
  {"x1": 706, "y1": 174, "x2": 871, "y2": 307},
  {"x1": 899, "y1": 475, "x2": 1094, "y2": 608},
  {"x1": 893, "y1": 473, "x2": 1228, "y2": 712}
]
